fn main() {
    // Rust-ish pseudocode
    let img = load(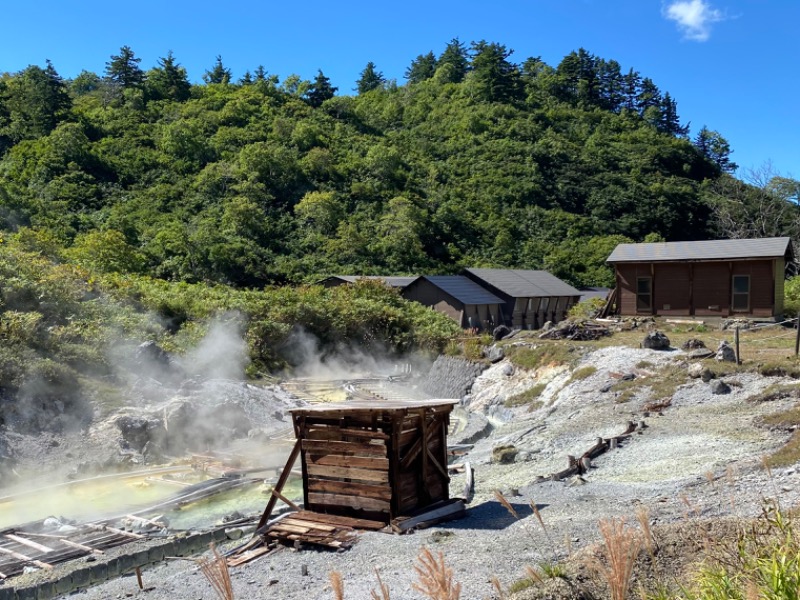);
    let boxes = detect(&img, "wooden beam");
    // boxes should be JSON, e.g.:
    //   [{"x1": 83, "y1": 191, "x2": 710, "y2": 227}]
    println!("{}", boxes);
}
[
  {"x1": 257, "y1": 438, "x2": 301, "y2": 531},
  {"x1": 57, "y1": 538, "x2": 105, "y2": 555},
  {"x1": 4, "y1": 534, "x2": 54, "y2": 553},
  {"x1": 271, "y1": 488, "x2": 300, "y2": 511},
  {"x1": 0, "y1": 546, "x2": 53, "y2": 569}
]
